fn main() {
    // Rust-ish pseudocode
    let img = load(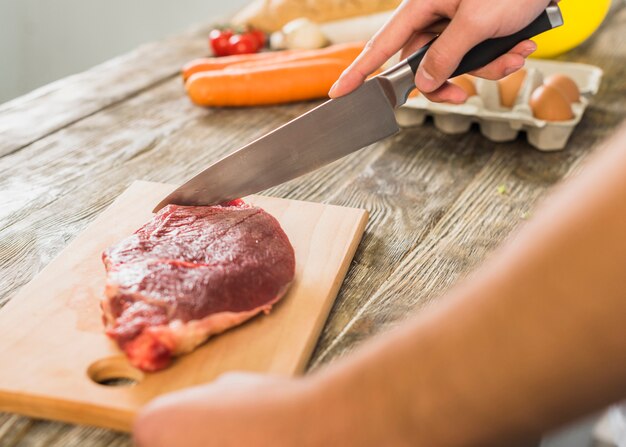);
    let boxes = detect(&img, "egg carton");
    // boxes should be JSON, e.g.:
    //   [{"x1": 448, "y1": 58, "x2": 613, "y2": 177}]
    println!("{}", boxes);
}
[{"x1": 396, "y1": 59, "x2": 603, "y2": 151}]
